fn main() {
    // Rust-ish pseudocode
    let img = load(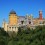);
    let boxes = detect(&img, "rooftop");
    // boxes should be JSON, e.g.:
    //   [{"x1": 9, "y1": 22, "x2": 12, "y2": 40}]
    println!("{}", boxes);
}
[{"x1": 10, "y1": 10, "x2": 16, "y2": 14}]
